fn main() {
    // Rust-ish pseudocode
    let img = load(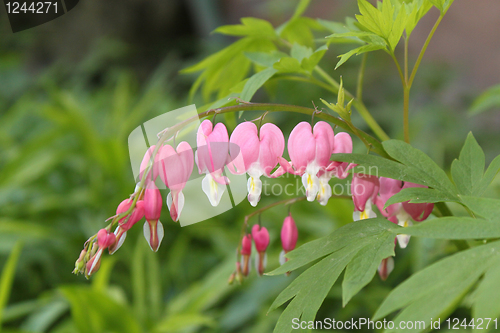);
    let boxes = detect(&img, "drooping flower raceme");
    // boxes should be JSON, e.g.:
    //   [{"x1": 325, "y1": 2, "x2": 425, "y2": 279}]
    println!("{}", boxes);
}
[
  {"x1": 158, "y1": 141, "x2": 193, "y2": 222},
  {"x1": 251, "y1": 224, "x2": 270, "y2": 275},
  {"x1": 196, "y1": 120, "x2": 230, "y2": 206},
  {"x1": 228, "y1": 122, "x2": 285, "y2": 206},
  {"x1": 279, "y1": 121, "x2": 352, "y2": 205},
  {"x1": 351, "y1": 173, "x2": 379, "y2": 221}
]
